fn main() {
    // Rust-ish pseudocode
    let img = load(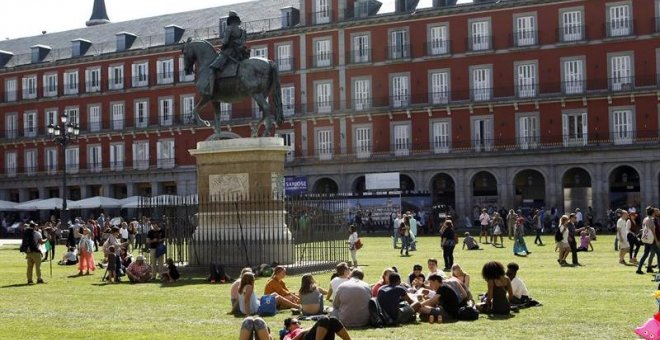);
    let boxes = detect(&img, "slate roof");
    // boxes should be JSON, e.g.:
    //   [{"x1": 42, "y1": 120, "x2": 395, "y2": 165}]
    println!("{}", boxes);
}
[{"x1": 0, "y1": 0, "x2": 298, "y2": 67}]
